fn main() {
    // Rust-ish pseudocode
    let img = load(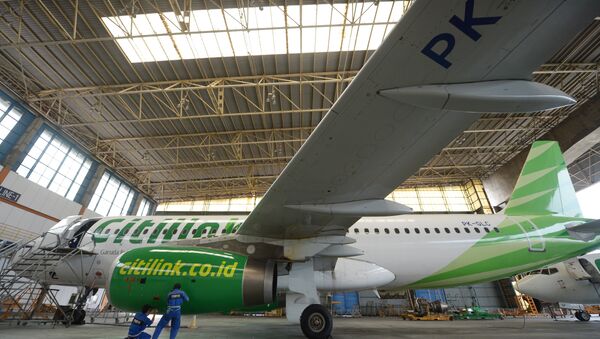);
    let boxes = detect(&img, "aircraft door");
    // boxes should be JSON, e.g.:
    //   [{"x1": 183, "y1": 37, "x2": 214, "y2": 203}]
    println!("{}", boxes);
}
[{"x1": 508, "y1": 216, "x2": 546, "y2": 252}]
